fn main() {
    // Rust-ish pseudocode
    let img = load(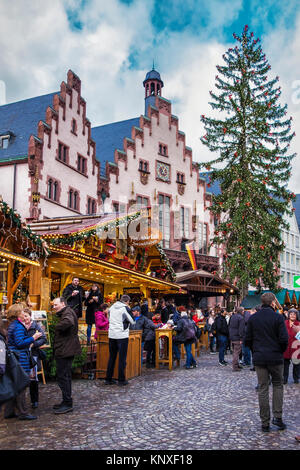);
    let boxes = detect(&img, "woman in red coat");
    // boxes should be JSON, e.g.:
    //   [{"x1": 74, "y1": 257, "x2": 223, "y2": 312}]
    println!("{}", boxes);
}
[
  {"x1": 94, "y1": 304, "x2": 109, "y2": 340},
  {"x1": 283, "y1": 309, "x2": 300, "y2": 384}
]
